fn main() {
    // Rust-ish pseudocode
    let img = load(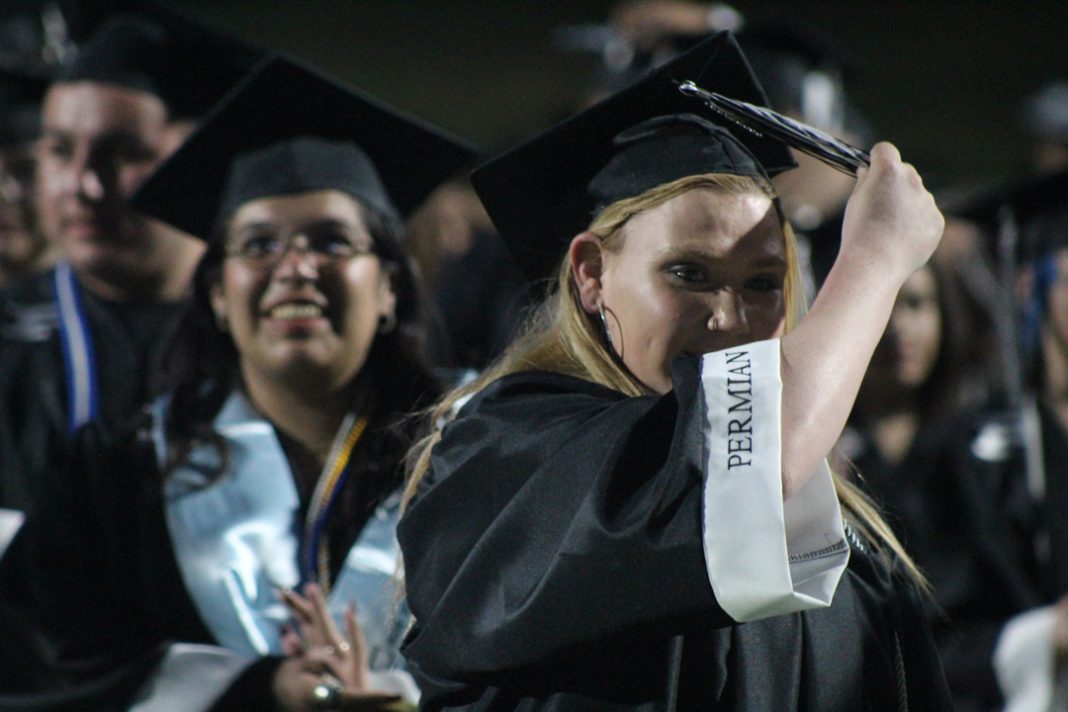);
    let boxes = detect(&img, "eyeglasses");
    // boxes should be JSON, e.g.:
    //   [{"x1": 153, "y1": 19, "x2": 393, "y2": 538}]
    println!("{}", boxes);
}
[{"x1": 225, "y1": 222, "x2": 377, "y2": 268}]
